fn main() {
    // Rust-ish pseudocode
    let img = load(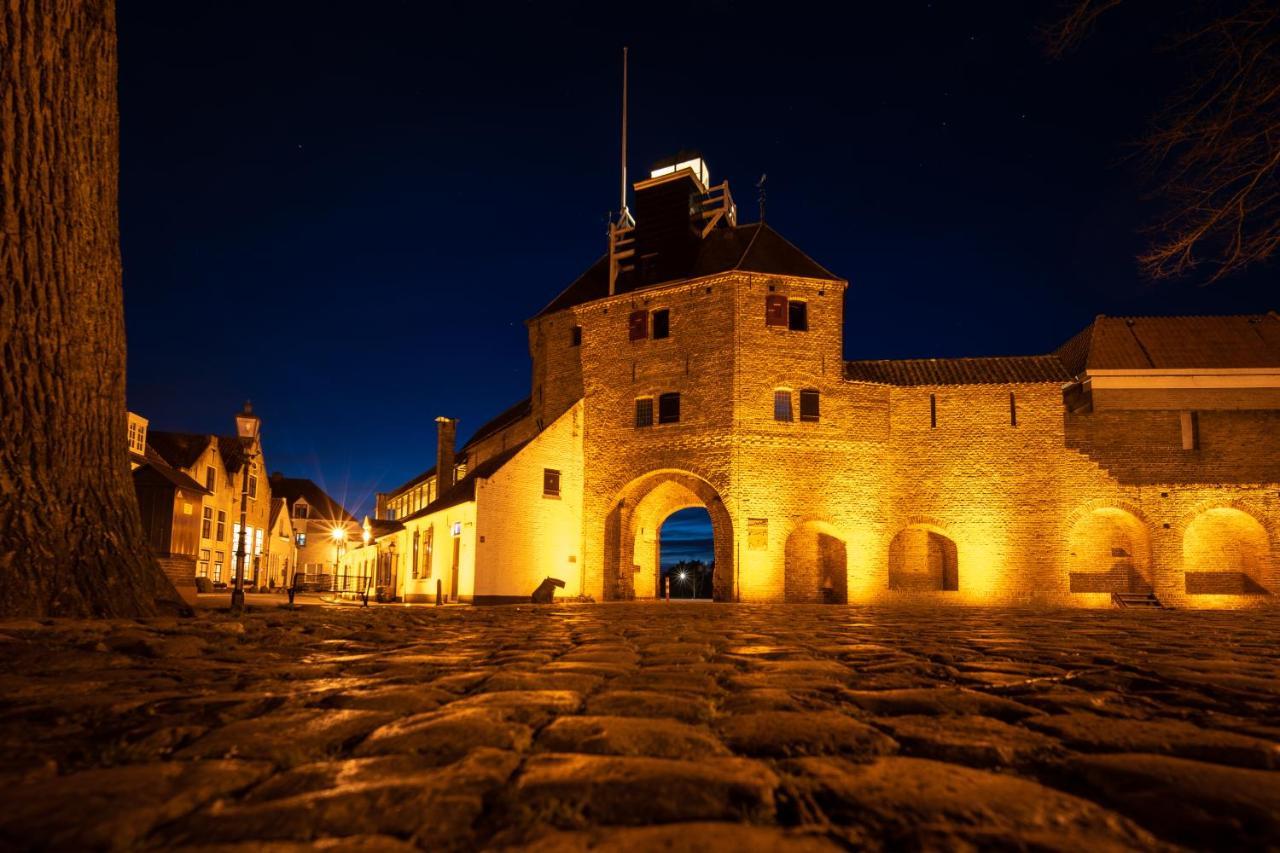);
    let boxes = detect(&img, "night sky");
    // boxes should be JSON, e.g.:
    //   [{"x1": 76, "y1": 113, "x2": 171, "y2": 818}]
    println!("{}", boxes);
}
[{"x1": 120, "y1": 1, "x2": 1274, "y2": 526}]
